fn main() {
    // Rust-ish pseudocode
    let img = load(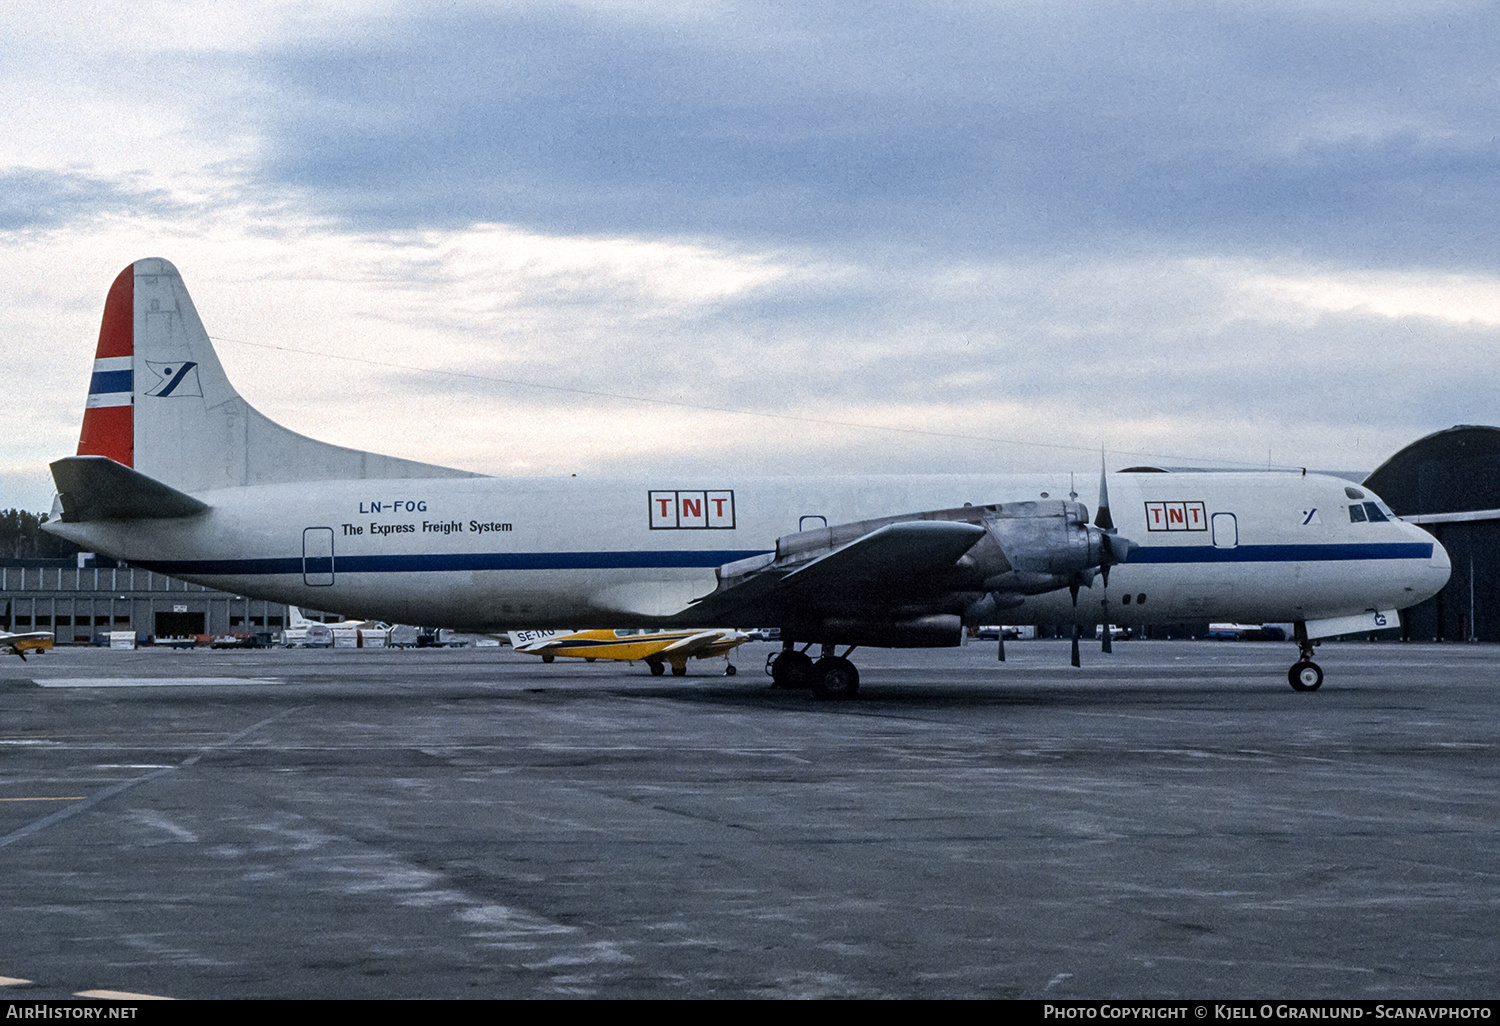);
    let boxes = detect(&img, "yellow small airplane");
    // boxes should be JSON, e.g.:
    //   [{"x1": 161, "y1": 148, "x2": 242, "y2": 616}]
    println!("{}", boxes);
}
[
  {"x1": 2, "y1": 602, "x2": 55, "y2": 660},
  {"x1": 508, "y1": 628, "x2": 750, "y2": 676},
  {"x1": 2, "y1": 631, "x2": 55, "y2": 660}
]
